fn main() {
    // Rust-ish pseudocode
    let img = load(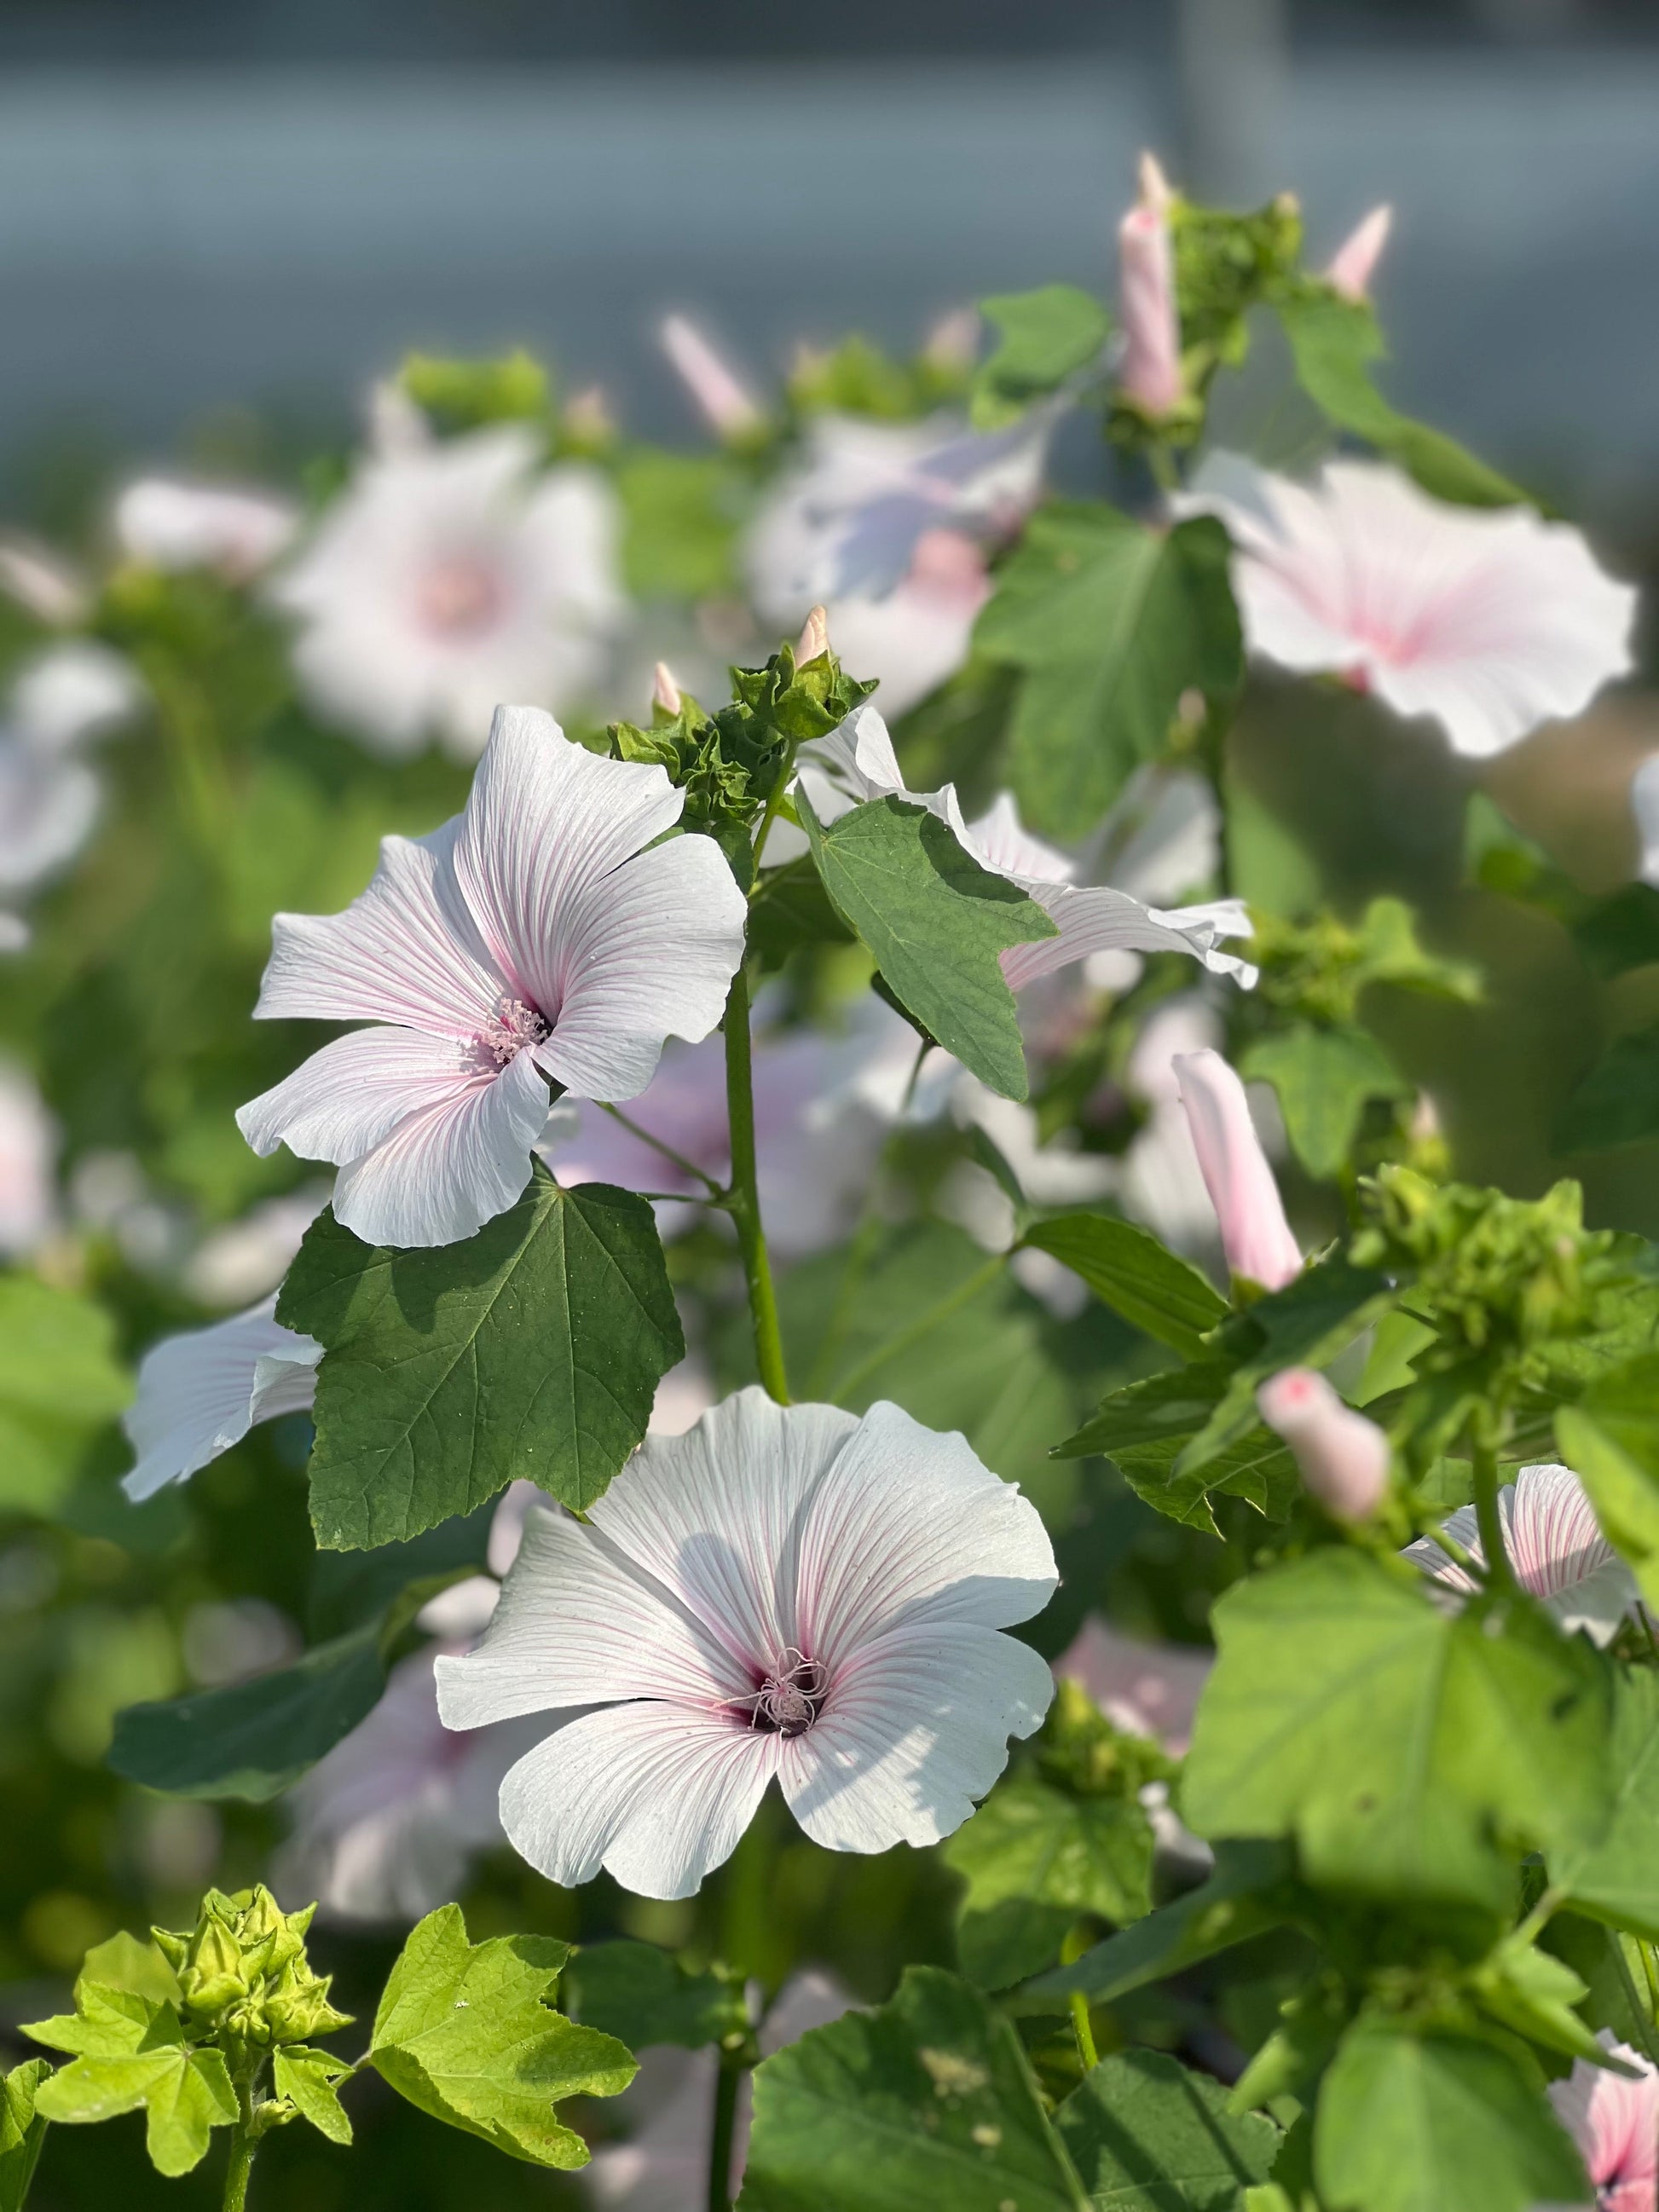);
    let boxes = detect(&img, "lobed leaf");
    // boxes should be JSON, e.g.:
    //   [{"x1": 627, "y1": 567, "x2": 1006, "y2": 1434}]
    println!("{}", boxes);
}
[
  {"x1": 1055, "y1": 2048, "x2": 1280, "y2": 2209},
  {"x1": 1020, "y1": 1215, "x2": 1227, "y2": 1360},
  {"x1": 1240, "y1": 1025, "x2": 1408, "y2": 1182},
  {"x1": 0, "y1": 2060, "x2": 49, "y2": 2212},
  {"x1": 0, "y1": 1275, "x2": 130, "y2": 1516},
  {"x1": 564, "y1": 1941, "x2": 749, "y2": 2053},
  {"x1": 273, "y1": 2044, "x2": 355, "y2": 2145}
]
